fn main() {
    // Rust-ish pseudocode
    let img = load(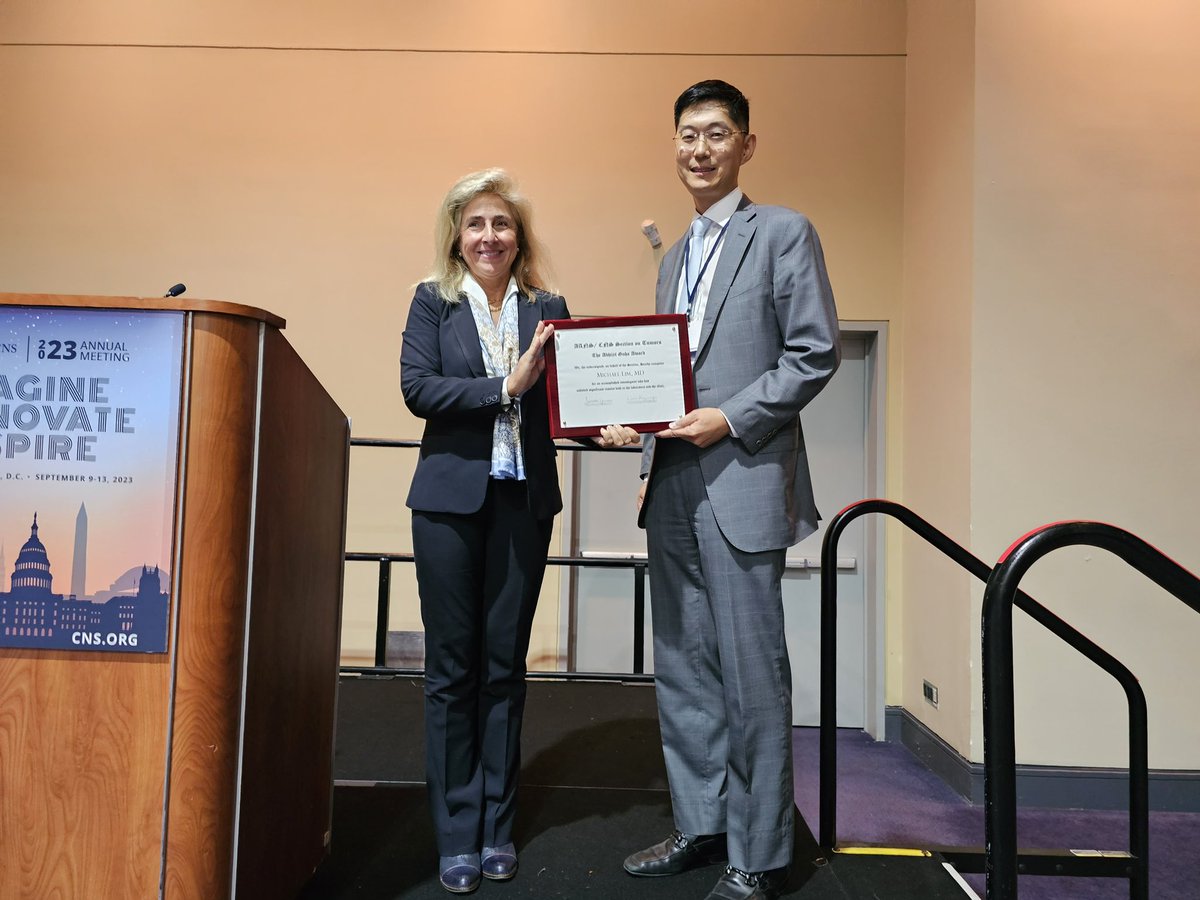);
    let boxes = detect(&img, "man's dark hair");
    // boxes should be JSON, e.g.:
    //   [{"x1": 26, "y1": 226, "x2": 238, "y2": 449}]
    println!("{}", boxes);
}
[{"x1": 673, "y1": 80, "x2": 750, "y2": 132}]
